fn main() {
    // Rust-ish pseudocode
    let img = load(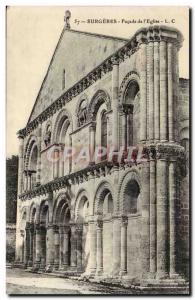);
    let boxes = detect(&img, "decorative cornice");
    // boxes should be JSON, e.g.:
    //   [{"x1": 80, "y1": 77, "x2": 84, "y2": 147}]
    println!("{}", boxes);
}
[
  {"x1": 19, "y1": 160, "x2": 114, "y2": 201},
  {"x1": 17, "y1": 26, "x2": 183, "y2": 138}
]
